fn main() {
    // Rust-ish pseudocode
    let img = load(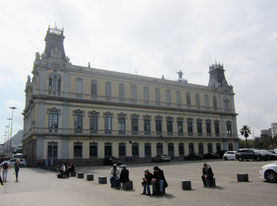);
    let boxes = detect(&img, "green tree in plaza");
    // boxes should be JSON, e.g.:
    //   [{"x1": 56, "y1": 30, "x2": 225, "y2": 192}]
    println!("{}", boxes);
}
[{"x1": 240, "y1": 125, "x2": 251, "y2": 148}]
